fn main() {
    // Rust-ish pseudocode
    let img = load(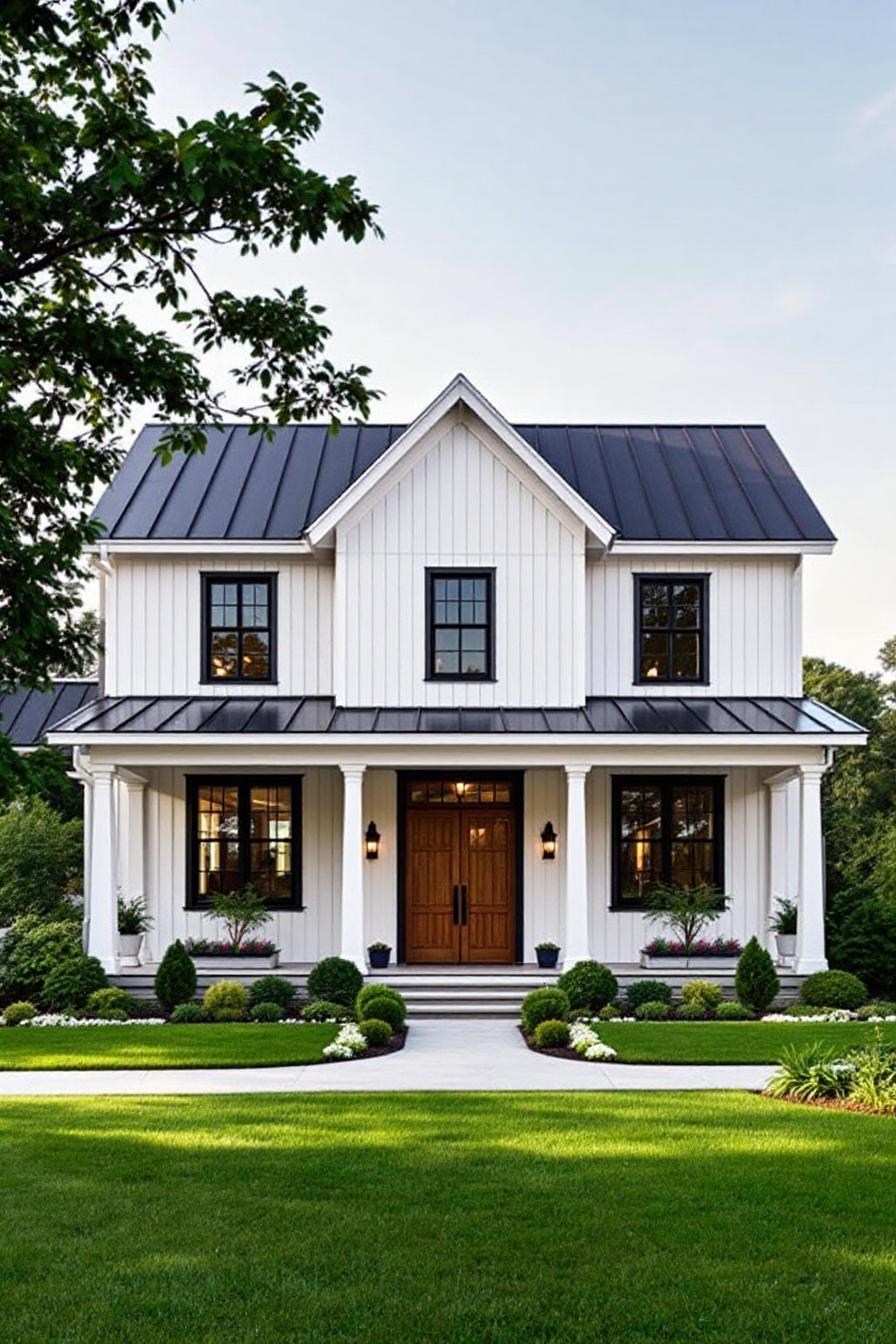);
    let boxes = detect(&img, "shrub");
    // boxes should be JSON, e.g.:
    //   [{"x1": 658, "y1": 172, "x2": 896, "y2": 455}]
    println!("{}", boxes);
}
[
  {"x1": 847, "y1": 1039, "x2": 896, "y2": 1112},
  {"x1": 249, "y1": 975, "x2": 295, "y2": 1009},
  {"x1": 358, "y1": 1018, "x2": 392, "y2": 1046},
  {"x1": 250, "y1": 1000, "x2": 284, "y2": 1022},
  {"x1": 359, "y1": 992, "x2": 405, "y2": 1031},
  {"x1": 0, "y1": 916, "x2": 81, "y2": 999},
  {"x1": 557, "y1": 961, "x2": 618, "y2": 1013},
  {"x1": 716, "y1": 1001, "x2": 754, "y2": 1021},
  {"x1": 735, "y1": 937, "x2": 780, "y2": 1014},
  {"x1": 2, "y1": 1001, "x2": 36, "y2": 1026},
  {"x1": 831, "y1": 898, "x2": 896, "y2": 998},
  {"x1": 0, "y1": 798, "x2": 82, "y2": 924},
  {"x1": 625, "y1": 980, "x2": 673, "y2": 1011},
  {"x1": 642, "y1": 881, "x2": 728, "y2": 950},
  {"x1": 154, "y1": 940, "x2": 197, "y2": 1010},
  {"x1": 598, "y1": 1003, "x2": 622, "y2": 1021},
  {"x1": 203, "y1": 980, "x2": 249, "y2": 1022},
  {"x1": 520, "y1": 987, "x2": 570, "y2": 1033},
  {"x1": 117, "y1": 896, "x2": 151, "y2": 935},
  {"x1": 857, "y1": 1001, "x2": 896, "y2": 1020},
  {"x1": 306, "y1": 956, "x2": 364, "y2": 1007},
  {"x1": 766, "y1": 1044, "x2": 851, "y2": 1101},
  {"x1": 533, "y1": 1018, "x2": 571, "y2": 1049},
  {"x1": 356, "y1": 982, "x2": 403, "y2": 1019},
  {"x1": 95, "y1": 1007, "x2": 128, "y2": 1021},
  {"x1": 635, "y1": 1000, "x2": 670, "y2": 1021},
  {"x1": 86, "y1": 987, "x2": 133, "y2": 1018},
  {"x1": 42, "y1": 955, "x2": 108, "y2": 1010},
  {"x1": 801, "y1": 969, "x2": 867, "y2": 1011},
  {"x1": 676, "y1": 1001, "x2": 709, "y2": 1021},
  {"x1": 302, "y1": 1000, "x2": 354, "y2": 1022},
  {"x1": 170, "y1": 1001, "x2": 207, "y2": 1024},
  {"x1": 682, "y1": 979, "x2": 724, "y2": 1012},
  {"x1": 784, "y1": 1003, "x2": 832, "y2": 1018},
  {"x1": 203, "y1": 883, "x2": 273, "y2": 947}
]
